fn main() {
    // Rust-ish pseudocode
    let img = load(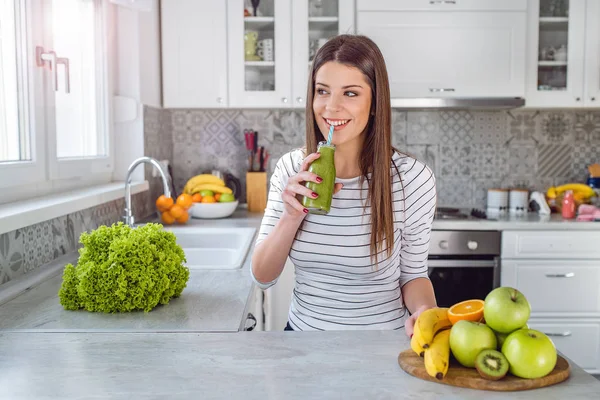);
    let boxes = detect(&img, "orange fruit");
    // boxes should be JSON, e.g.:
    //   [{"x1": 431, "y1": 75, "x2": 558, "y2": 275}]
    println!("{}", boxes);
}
[
  {"x1": 201, "y1": 195, "x2": 216, "y2": 203},
  {"x1": 169, "y1": 204, "x2": 185, "y2": 219},
  {"x1": 156, "y1": 195, "x2": 174, "y2": 212},
  {"x1": 161, "y1": 210, "x2": 175, "y2": 225},
  {"x1": 192, "y1": 193, "x2": 202, "y2": 203},
  {"x1": 215, "y1": 193, "x2": 221, "y2": 201},
  {"x1": 176, "y1": 210, "x2": 189, "y2": 224},
  {"x1": 448, "y1": 299, "x2": 485, "y2": 325},
  {"x1": 176, "y1": 193, "x2": 193, "y2": 209}
]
